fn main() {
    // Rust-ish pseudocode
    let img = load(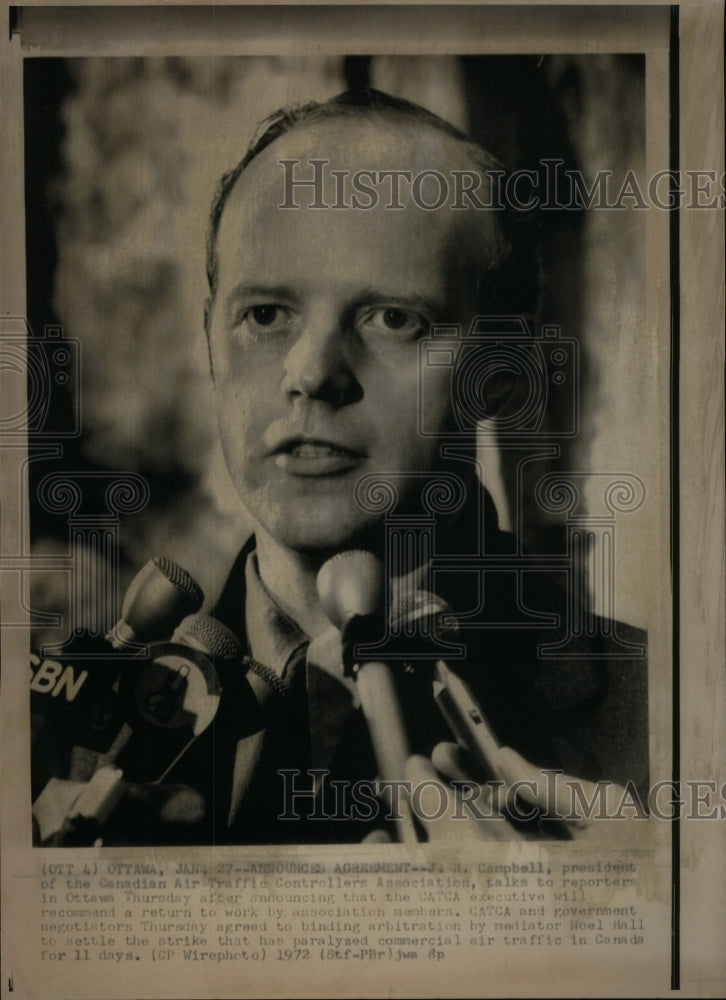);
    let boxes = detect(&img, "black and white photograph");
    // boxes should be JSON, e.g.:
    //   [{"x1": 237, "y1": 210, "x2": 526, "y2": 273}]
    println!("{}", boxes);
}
[
  {"x1": 24, "y1": 49, "x2": 656, "y2": 850},
  {"x1": 1, "y1": 3, "x2": 723, "y2": 998}
]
